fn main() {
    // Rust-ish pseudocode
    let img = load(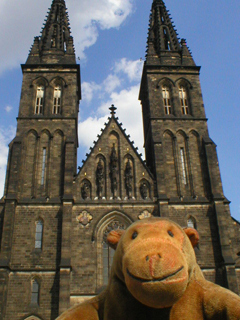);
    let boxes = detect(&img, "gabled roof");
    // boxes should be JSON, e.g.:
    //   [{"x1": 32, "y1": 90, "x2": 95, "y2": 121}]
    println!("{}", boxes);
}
[{"x1": 77, "y1": 105, "x2": 154, "y2": 180}]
